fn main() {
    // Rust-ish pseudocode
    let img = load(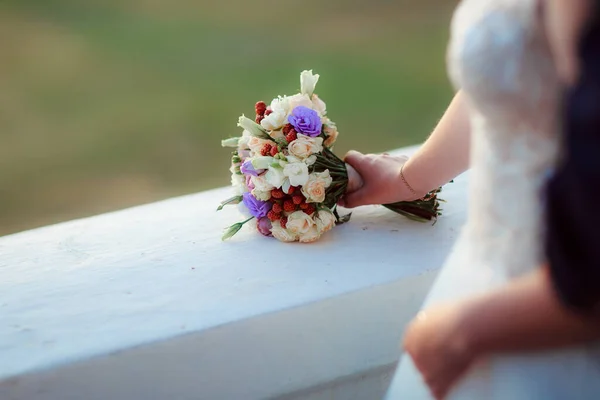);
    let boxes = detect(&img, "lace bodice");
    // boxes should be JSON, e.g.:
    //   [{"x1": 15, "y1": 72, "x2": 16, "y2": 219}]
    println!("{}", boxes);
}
[{"x1": 448, "y1": 0, "x2": 561, "y2": 280}]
